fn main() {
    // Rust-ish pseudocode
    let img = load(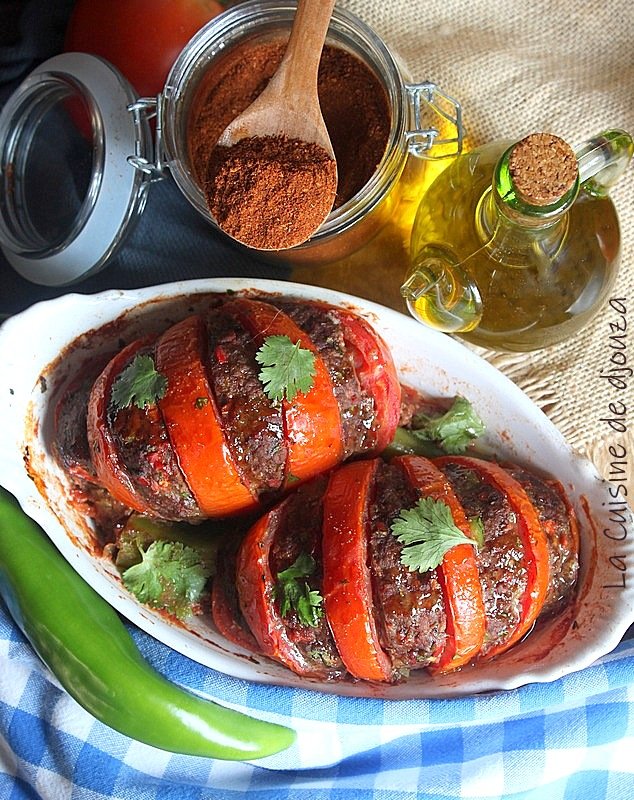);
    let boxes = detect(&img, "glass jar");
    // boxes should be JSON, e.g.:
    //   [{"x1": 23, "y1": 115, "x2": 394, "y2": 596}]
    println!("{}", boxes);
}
[
  {"x1": 0, "y1": 0, "x2": 463, "y2": 287},
  {"x1": 161, "y1": 0, "x2": 463, "y2": 270}
]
